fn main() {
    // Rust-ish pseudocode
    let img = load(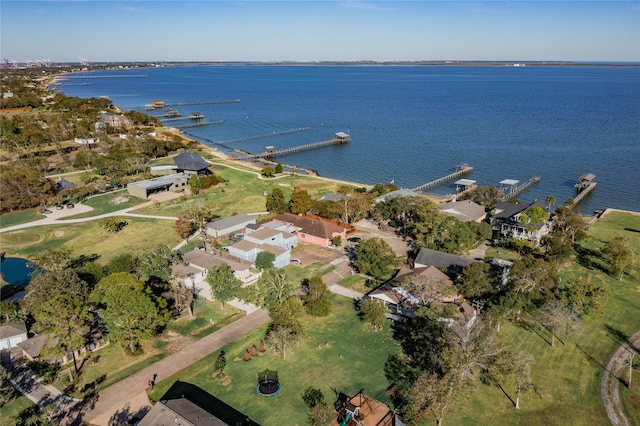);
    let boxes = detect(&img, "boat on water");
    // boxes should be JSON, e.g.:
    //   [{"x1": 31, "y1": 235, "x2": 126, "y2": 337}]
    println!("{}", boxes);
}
[{"x1": 164, "y1": 109, "x2": 181, "y2": 118}]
